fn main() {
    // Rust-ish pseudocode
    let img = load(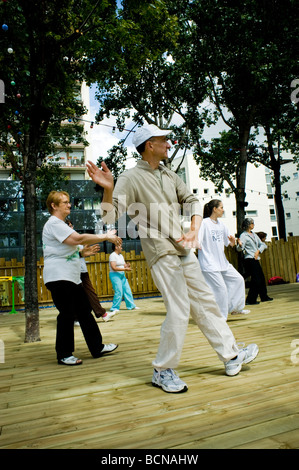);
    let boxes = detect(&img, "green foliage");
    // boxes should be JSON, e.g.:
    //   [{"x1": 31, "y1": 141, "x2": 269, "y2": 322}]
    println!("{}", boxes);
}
[
  {"x1": 90, "y1": 0, "x2": 298, "y2": 238},
  {"x1": 195, "y1": 129, "x2": 260, "y2": 191},
  {"x1": 1, "y1": 0, "x2": 179, "y2": 338},
  {"x1": 0, "y1": 0, "x2": 103, "y2": 179},
  {"x1": 36, "y1": 162, "x2": 69, "y2": 204},
  {"x1": 96, "y1": 141, "x2": 128, "y2": 181}
]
